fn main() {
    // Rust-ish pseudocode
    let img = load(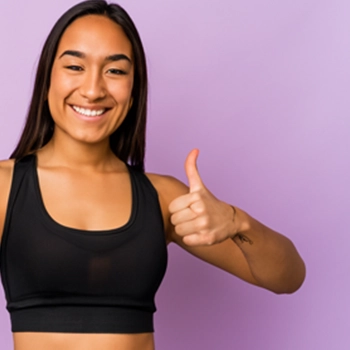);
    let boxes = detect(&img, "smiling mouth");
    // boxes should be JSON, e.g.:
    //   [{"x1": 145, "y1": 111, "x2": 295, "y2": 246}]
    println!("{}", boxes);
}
[{"x1": 72, "y1": 105, "x2": 107, "y2": 117}]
